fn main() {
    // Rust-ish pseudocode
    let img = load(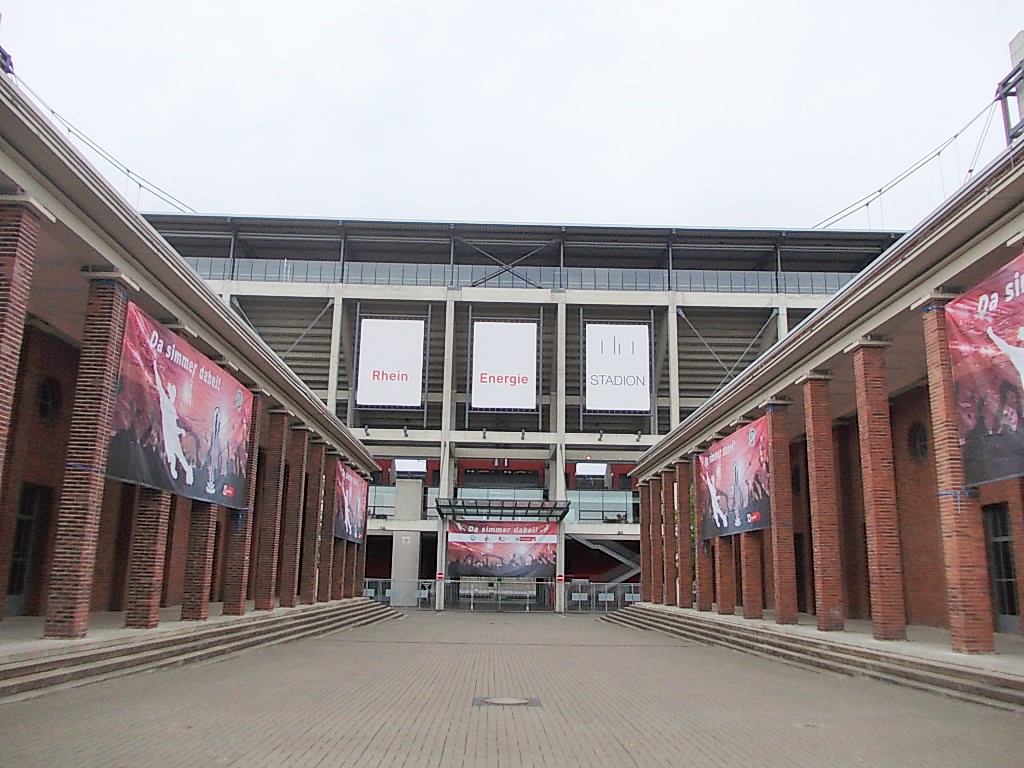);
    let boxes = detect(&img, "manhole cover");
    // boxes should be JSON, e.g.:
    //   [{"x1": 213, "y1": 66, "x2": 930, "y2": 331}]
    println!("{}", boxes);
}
[{"x1": 473, "y1": 696, "x2": 541, "y2": 707}]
